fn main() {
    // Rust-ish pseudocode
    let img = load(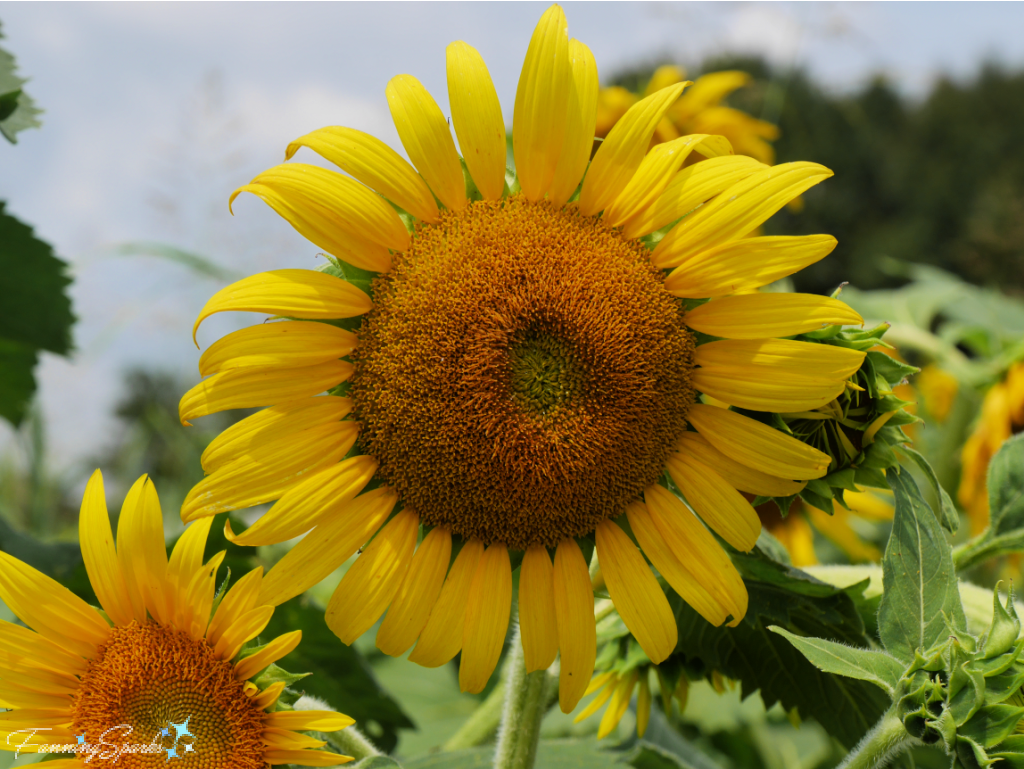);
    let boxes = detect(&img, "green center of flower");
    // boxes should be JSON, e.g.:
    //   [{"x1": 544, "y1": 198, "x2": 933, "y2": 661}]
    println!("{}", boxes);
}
[{"x1": 508, "y1": 331, "x2": 582, "y2": 417}]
